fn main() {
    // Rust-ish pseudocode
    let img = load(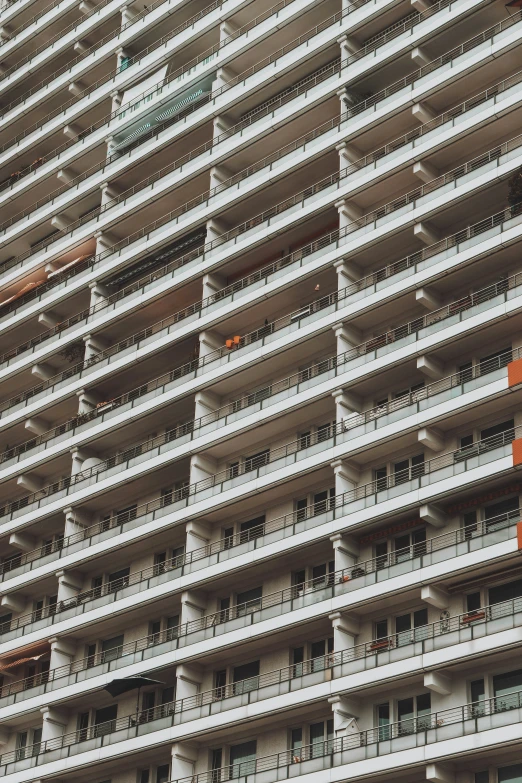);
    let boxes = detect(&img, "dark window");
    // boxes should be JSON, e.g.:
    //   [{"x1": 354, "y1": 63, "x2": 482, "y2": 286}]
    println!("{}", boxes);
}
[{"x1": 239, "y1": 516, "x2": 265, "y2": 543}]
